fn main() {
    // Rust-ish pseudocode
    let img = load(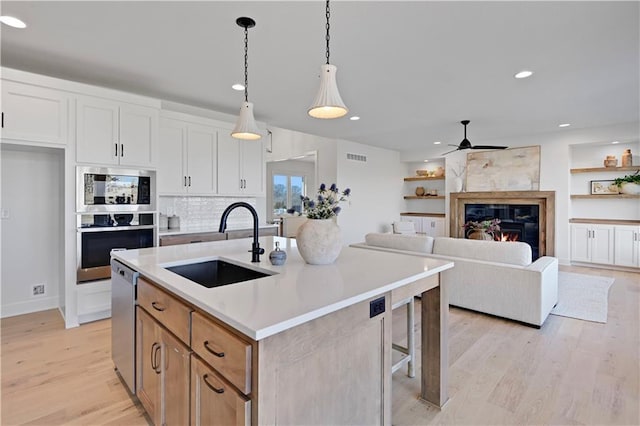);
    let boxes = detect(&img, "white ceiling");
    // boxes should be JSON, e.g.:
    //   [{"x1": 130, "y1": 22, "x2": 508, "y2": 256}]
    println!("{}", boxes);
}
[{"x1": 1, "y1": 1, "x2": 638, "y2": 159}]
